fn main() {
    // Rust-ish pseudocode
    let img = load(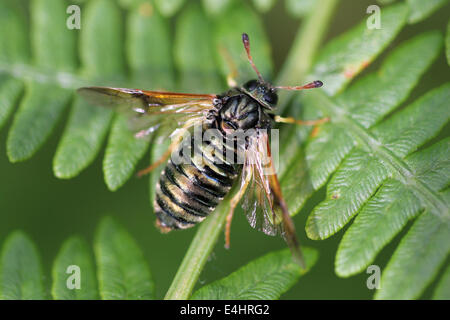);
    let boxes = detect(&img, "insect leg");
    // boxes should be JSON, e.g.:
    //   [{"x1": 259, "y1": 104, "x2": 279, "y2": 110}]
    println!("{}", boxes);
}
[
  {"x1": 224, "y1": 171, "x2": 252, "y2": 249},
  {"x1": 274, "y1": 115, "x2": 330, "y2": 126},
  {"x1": 136, "y1": 146, "x2": 173, "y2": 177},
  {"x1": 136, "y1": 122, "x2": 193, "y2": 177}
]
